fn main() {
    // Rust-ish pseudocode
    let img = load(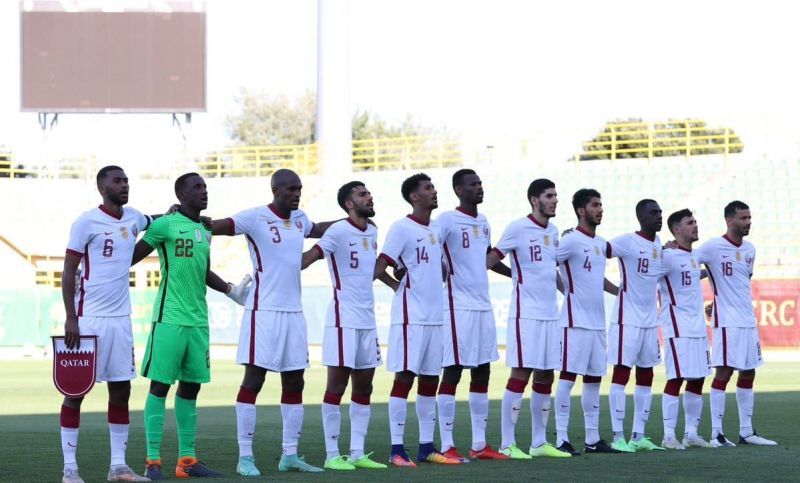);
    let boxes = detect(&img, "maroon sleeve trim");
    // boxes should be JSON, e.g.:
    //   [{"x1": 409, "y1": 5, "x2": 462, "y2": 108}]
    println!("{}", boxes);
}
[
  {"x1": 65, "y1": 249, "x2": 83, "y2": 258},
  {"x1": 491, "y1": 247, "x2": 505, "y2": 260}
]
